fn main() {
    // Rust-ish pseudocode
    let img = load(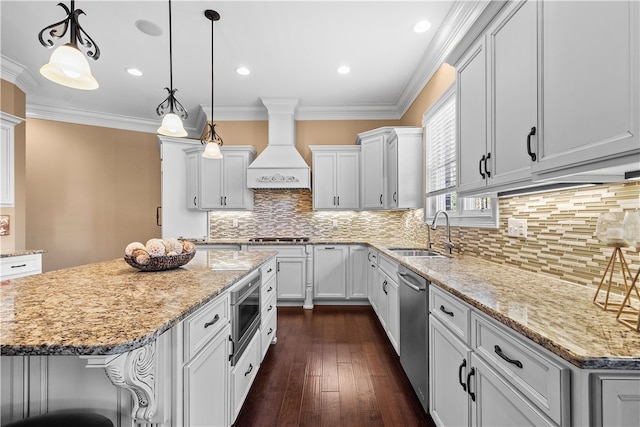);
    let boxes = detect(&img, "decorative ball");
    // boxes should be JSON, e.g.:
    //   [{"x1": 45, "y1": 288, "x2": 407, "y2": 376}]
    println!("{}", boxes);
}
[
  {"x1": 181, "y1": 240, "x2": 196, "y2": 254},
  {"x1": 132, "y1": 248, "x2": 150, "y2": 265},
  {"x1": 125, "y1": 242, "x2": 145, "y2": 256},
  {"x1": 145, "y1": 238, "x2": 167, "y2": 257},
  {"x1": 164, "y1": 237, "x2": 183, "y2": 255}
]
